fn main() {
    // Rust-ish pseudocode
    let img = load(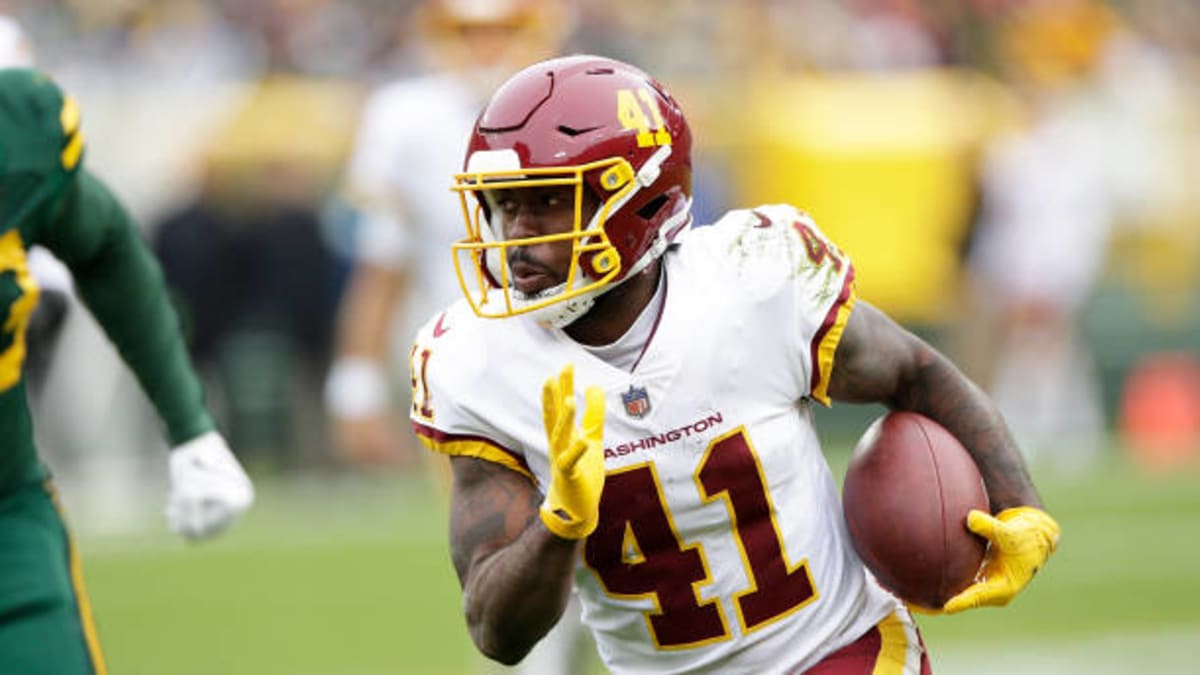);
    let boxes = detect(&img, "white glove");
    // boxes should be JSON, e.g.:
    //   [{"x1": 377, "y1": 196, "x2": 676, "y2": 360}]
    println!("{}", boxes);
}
[{"x1": 166, "y1": 431, "x2": 255, "y2": 541}]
